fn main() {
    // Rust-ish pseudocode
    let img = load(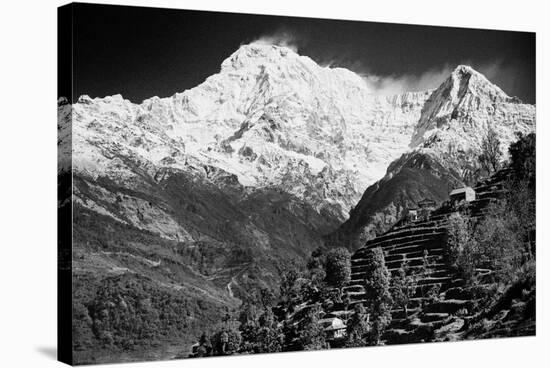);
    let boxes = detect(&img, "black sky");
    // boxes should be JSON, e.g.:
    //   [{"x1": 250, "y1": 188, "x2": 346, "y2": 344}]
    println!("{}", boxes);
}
[{"x1": 64, "y1": 3, "x2": 536, "y2": 104}]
